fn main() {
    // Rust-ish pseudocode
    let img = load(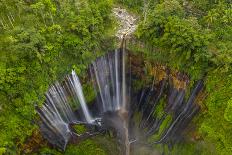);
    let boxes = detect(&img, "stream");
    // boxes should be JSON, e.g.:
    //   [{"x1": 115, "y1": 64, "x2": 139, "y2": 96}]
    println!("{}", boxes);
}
[{"x1": 113, "y1": 7, "x2": 137, "y2": 39}]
